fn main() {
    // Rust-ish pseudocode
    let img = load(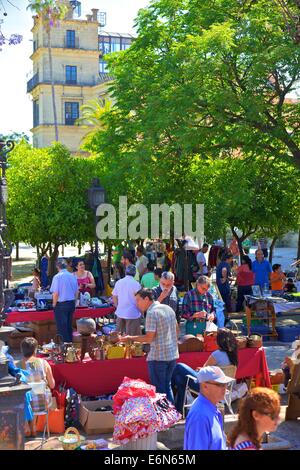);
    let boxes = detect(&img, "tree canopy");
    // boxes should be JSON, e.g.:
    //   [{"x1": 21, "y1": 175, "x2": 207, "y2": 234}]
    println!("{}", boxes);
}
[{"x1": 7, "y1": 142, "x2": 100, "y2": 248}]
